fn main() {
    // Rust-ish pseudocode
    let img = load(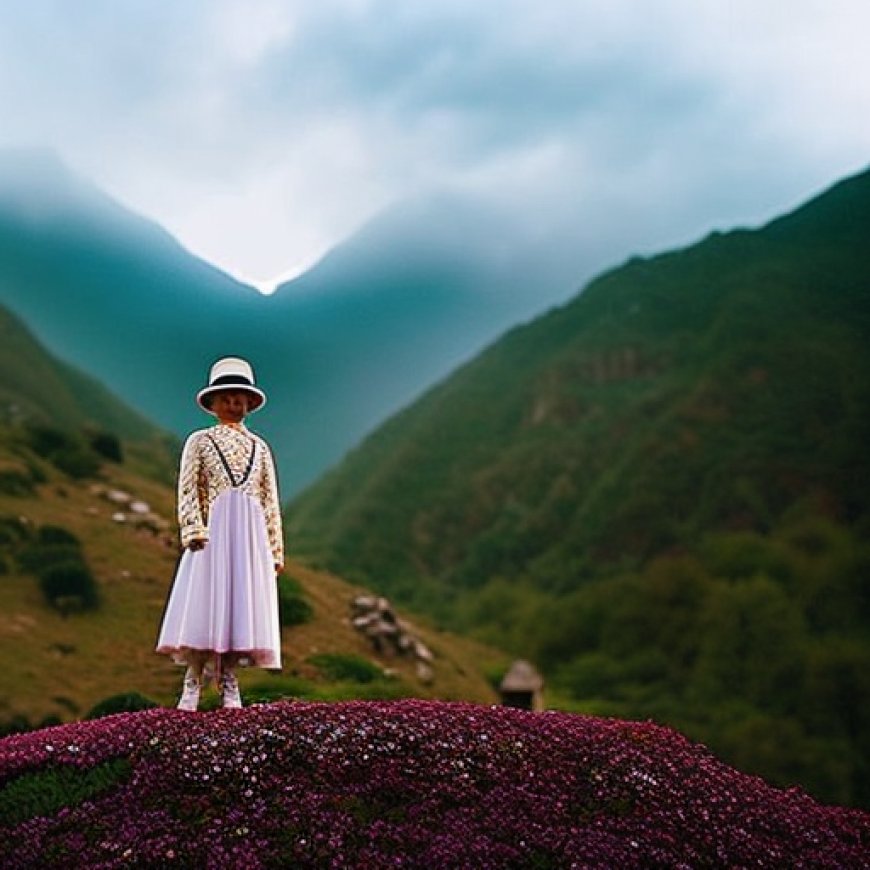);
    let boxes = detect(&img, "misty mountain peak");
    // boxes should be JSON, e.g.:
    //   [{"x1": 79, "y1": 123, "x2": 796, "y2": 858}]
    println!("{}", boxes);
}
[{"x1": 0, "y1": 147, "x2": 103, "y2": 218}]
